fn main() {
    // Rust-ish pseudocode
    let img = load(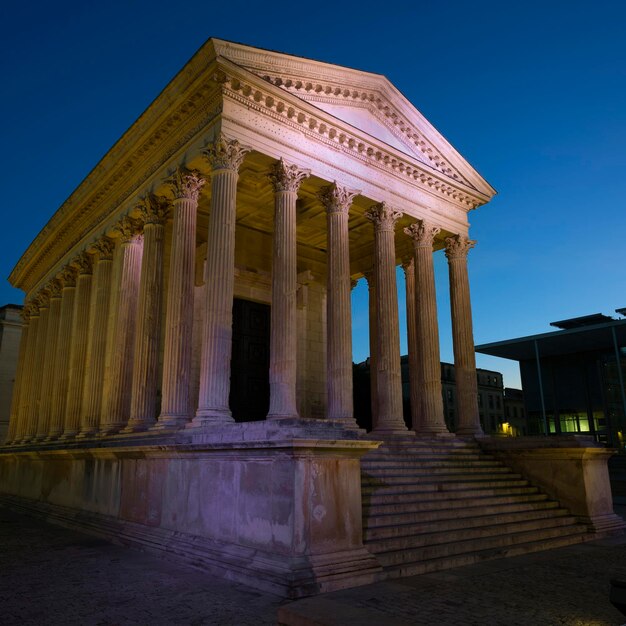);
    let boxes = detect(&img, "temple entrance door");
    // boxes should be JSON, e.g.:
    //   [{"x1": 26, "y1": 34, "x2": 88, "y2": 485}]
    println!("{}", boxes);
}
[{"x1": 229, "y1": 298, "x2": 271, "y2": 422}]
